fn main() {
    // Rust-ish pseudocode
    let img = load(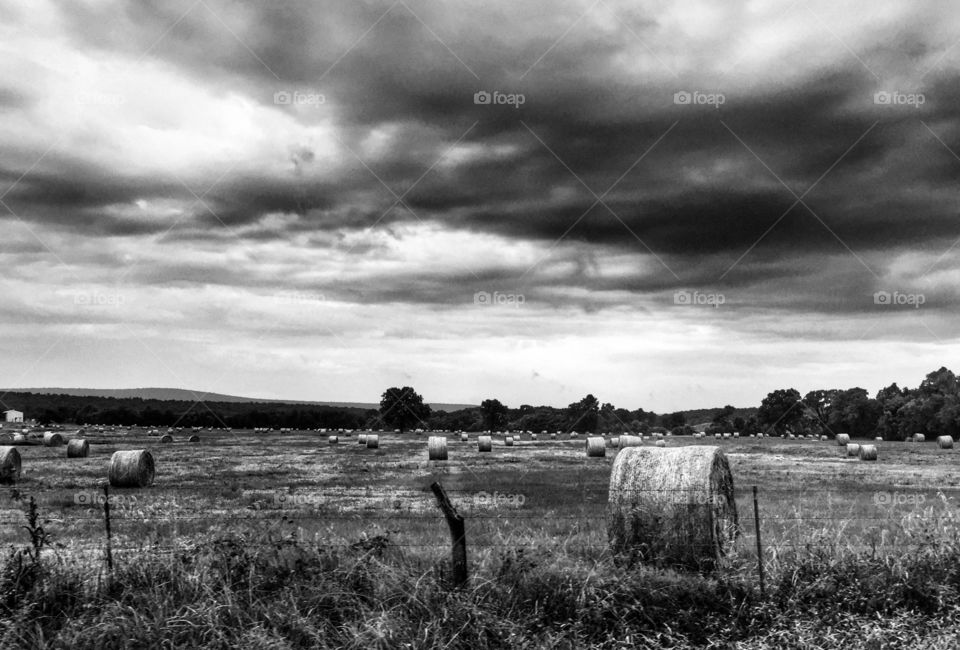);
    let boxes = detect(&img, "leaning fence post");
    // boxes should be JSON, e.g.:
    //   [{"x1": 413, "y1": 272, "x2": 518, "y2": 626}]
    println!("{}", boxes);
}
[
  {"x1": 430, "y1": 481, "x2": 467, "y2": 587},
  {"x1": 753, "y1": 485, "x2": 765, "y2": 598},
  {"x1": 102, "y1": 482, "x2": 114, "y2": 571}
]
